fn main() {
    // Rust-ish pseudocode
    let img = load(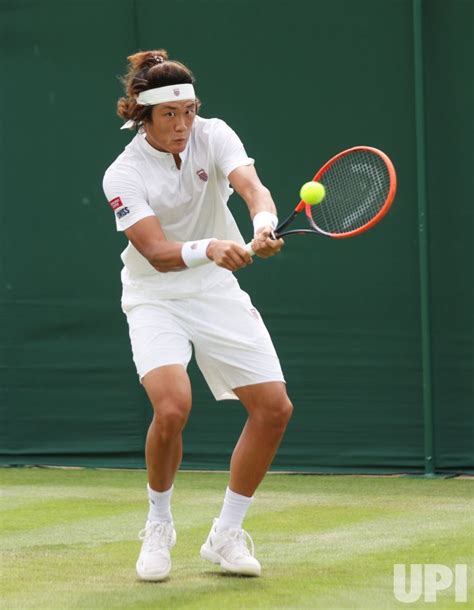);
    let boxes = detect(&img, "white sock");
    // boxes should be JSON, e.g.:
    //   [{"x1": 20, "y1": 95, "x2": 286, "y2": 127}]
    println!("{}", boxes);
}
[
  {"x1": 147, "y1": 483, "x2": 173, "y2": 523},
  {"x1": 216, "y1": 486, "x2": 253, "y2": 532}
]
